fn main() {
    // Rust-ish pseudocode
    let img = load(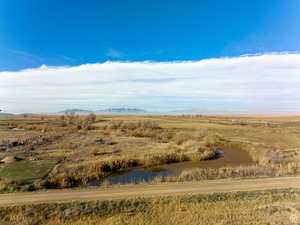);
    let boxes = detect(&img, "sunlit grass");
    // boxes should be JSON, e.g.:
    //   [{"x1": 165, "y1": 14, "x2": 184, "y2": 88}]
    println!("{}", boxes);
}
[{"x1": 0, "y1": 161, "x2": 55, "y2": 184}]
